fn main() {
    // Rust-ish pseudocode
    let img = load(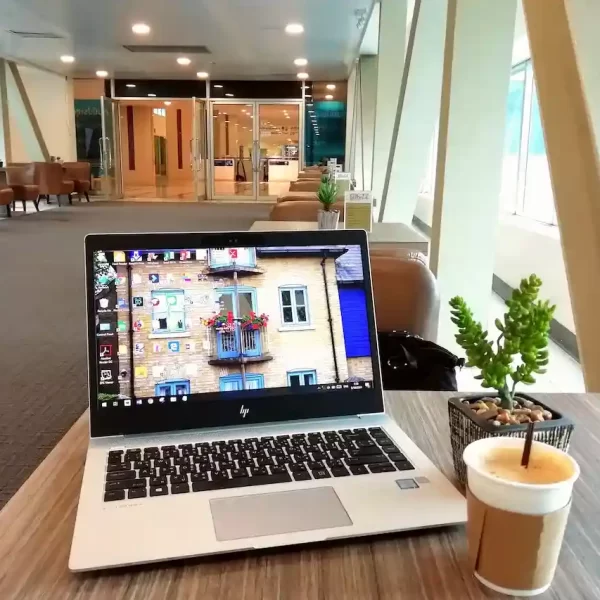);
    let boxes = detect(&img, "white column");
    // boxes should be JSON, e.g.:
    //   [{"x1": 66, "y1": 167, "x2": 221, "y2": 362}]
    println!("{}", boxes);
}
[
  {"x1": 430, "y1": 0, "x2": 517, "y2": 348},
  {"x1": 379, "y1": 0, "x2": 448, "y2": 224},
  {"x1": 0, "y1": 60, "x2": 11, "y2": 164},
  {"x1": 371, "y1": 0, "x2": 408, "y2": 202},
  {"x1": 345, "y1": 63, "x2": 357, "y2": 174},
  {"x1": 354, "y1": 56, "x2": 378, "y2": 190},
  {"x1": 565, "y1": 0, "x2": 600, "y2": 154}
]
